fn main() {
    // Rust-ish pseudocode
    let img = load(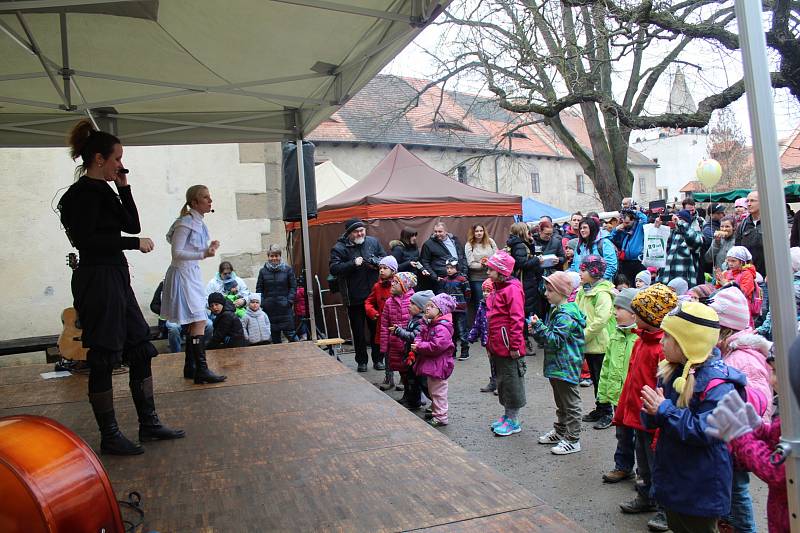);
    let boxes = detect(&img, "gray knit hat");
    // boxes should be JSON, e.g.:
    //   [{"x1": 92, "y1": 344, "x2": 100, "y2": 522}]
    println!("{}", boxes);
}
[
  {"x1": 410, "y1": 290, "x2": 434, "y2": 310},
  {"x1": 614, "y1": 288, "x2": 640, "y2": 312},
  {"x1": 635, "y1": 270, "x2": 651, "y2": 288}
]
